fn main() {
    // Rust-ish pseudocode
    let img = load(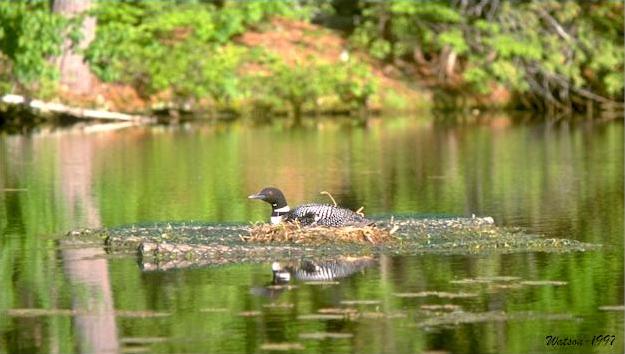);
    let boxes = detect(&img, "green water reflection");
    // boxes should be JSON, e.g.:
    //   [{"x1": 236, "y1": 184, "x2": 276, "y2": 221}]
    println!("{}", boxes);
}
[{"x1": 0, "y1": 114, "x2": 622, "y2": 353}]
